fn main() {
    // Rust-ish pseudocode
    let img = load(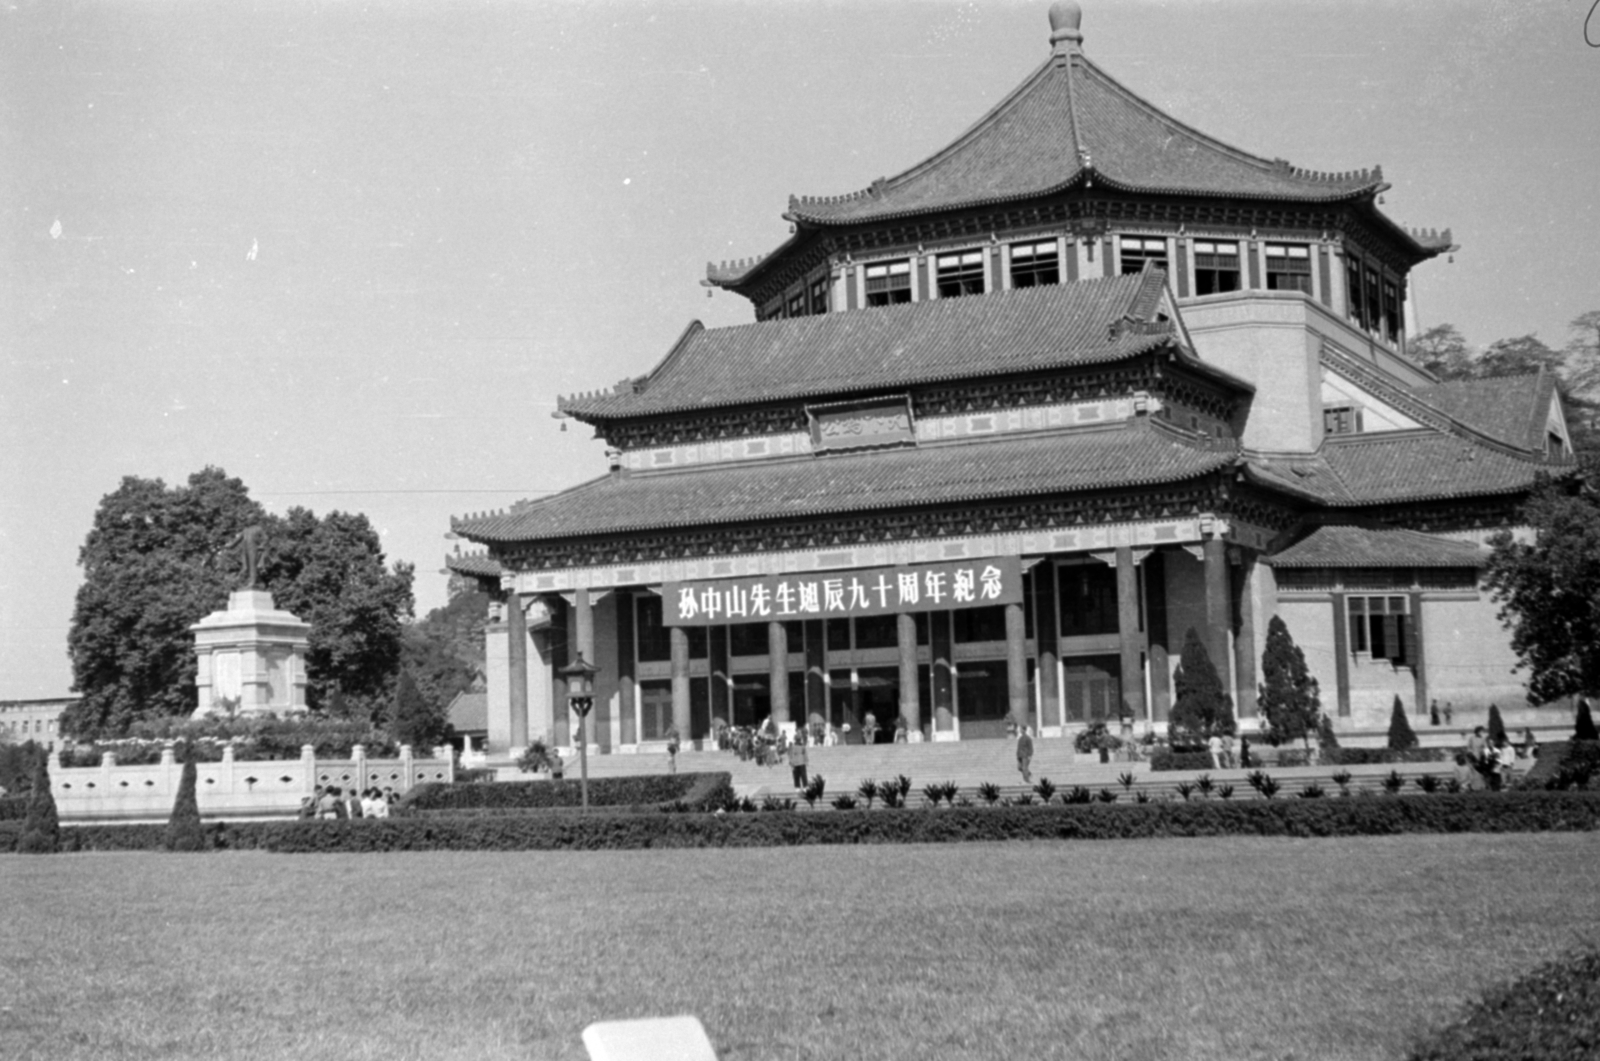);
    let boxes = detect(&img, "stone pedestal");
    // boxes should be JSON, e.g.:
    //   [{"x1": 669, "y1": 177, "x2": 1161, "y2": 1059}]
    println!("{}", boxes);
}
[{"x1": 190, "y1": 589, "x2": 311, "y2": 718}]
